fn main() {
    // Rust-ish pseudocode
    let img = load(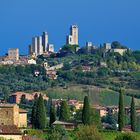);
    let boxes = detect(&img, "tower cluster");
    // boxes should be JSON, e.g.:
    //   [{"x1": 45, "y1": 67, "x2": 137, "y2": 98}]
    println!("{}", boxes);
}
[{"x1": 29, "y1": 32, "x2": 54, "y2": 56}]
